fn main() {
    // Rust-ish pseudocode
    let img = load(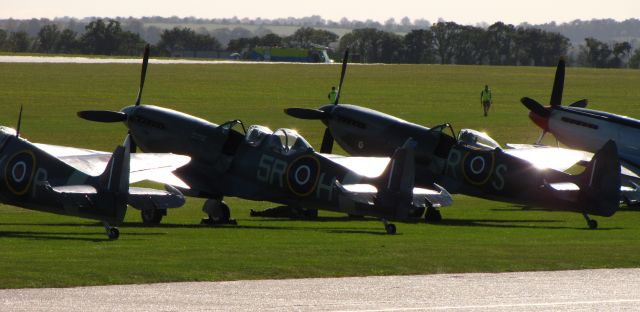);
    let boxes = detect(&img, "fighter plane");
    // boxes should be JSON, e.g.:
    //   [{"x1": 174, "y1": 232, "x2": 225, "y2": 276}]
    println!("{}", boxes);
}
[
  {"x1": 0, "y1": 109, "x2": 189, "y2": 239},
  {"x1": 284, "y1": 51, "x2": 622, "y2": 229},
  {"x1": 520, "y1": 59, "x2": 640, "y2": 205},
  {"x1": 76, "y1": 46, "x2": 453, "y2": 234}
]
